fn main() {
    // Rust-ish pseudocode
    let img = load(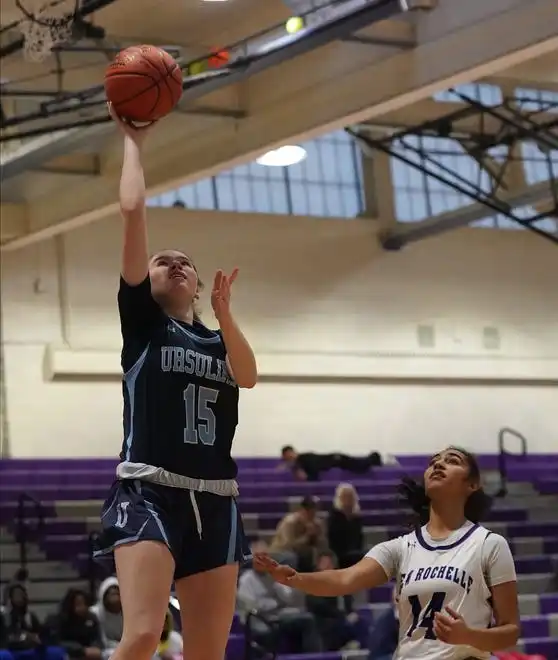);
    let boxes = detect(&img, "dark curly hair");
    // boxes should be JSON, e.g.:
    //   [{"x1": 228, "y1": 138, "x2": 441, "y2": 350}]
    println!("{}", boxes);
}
[
  {"x1": 398, "y1": 446, "x2": 493, "y2": 528},
  {"x1": 59, "y1": 588, "x2": 91, "y2": 618}
]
